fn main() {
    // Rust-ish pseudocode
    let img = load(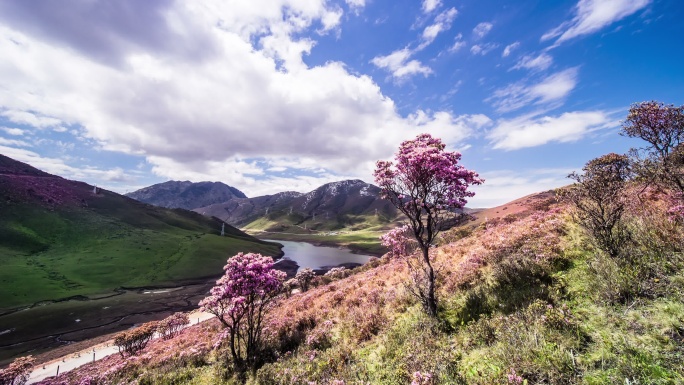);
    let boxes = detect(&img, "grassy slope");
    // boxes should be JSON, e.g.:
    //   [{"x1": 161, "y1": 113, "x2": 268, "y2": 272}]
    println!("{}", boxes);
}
[
  {"x1": 32, "y1": 193, "x2": 684, "y2": 385},
  {"x1": 0, "y1": 190, "x2": 281, "y2": 309}
]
